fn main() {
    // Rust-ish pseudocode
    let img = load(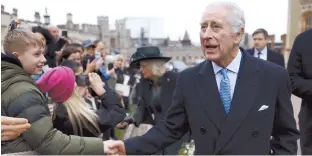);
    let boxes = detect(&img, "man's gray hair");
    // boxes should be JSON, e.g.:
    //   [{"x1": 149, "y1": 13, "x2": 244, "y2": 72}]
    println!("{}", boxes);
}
[{"x1": 205, "y1": 1, "x2": 245, "y2": 33}]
